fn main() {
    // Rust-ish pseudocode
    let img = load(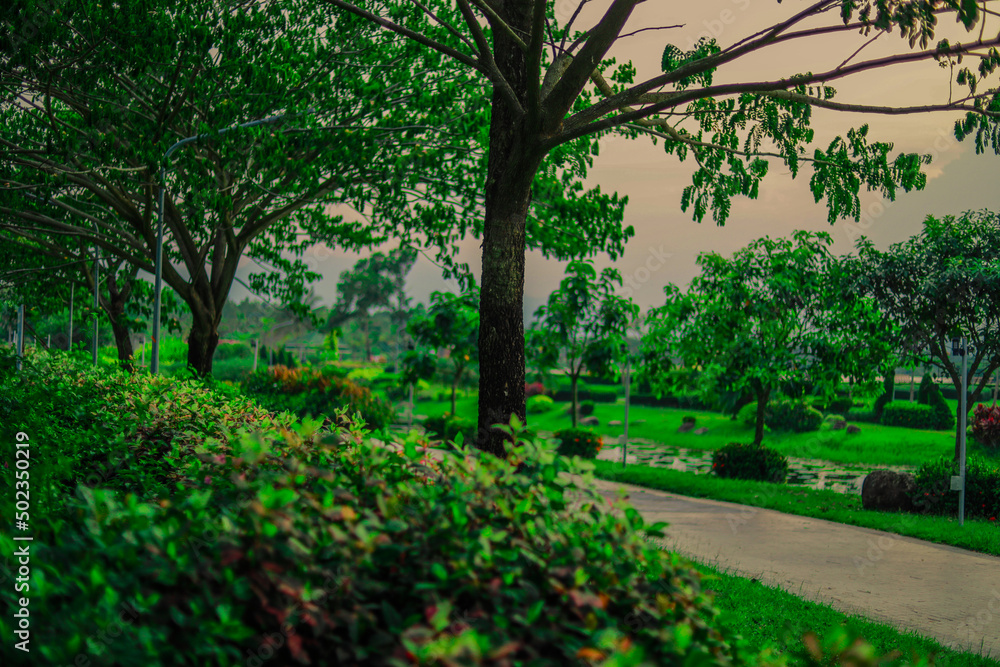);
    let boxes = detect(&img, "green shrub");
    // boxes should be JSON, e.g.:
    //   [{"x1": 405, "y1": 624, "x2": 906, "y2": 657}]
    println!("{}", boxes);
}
[
  {"x1": 241, "y1": 365, "x2": 395, "y2": 430},
  {"x1": 526, "y1": 394, "x2": 554, "y2": 414},
  {"x1": 928, "y1": 382, "x2": 955, "y2": 431},
  {"x1": 881, "y1": 402, "x2": 939, "y2": 429},
  {"x1": 209, "y1": 357, "x2": 254, "y2": 382},
  {"x1": 738, "y1": 399, "x2": 821, "y2": 433},
  {"x1": 682, "y1": 415, "x2": 697, "y2": 425},
  {"x1": 422, "y1": 413, "x2": 476, "y2": 445},
  {"x1": 2, "y1": 421, "x2": 769, "y2": 666},
  {"x1": 846, "y1": 408, "x2": 878, "y2": 424},
  {"x1": 711, "y1": 443, "x2": 789, "y2": 483},
  {"x1": 553, "y1": 427, "x2": 603, "y2": 459},
  {"x1": 579, "y1": 400, "x2": 596, "y2": 416},
  {"x1": 913, "y1": 455, "x2": 1000, "y2": 519},
  {"x1": 214, "y1": 342, "x2": 253, "y2": 361}
]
